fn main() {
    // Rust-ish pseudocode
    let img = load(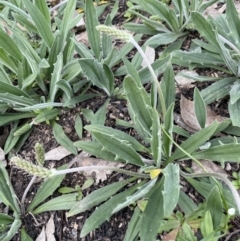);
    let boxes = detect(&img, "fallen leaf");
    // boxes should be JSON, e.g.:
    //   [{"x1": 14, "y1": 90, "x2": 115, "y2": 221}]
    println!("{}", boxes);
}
[
  {"x1": 75, "y1": 155, "x2": 124, "y2": 184},
  {"x1": 46, "y1": 215, "x2": 56, "y2": 241},
  {"x1": 141, "y1": 46, "x2": 155, "y2": 68},
  {"x1": 180, "y1": 94, "x2": 227, "y2": 131},
  {"x1": 162, "y1": 227, "x2": 179, "y2": 241},
  {"x1": 204, "y1": 3, "x2": 222, "y2": 18},
  {"x1": 76, "y1": 31, "x2": 89, "y2": 46},
  {"x1": 35, "y1": 226, "x2": 46, "y2": 241},
  {"x1": 175, "y1": 70, "x2": 197, "y2": 89},
  {"x1": 44, "y1": 146, "x2": 72, "y2": 161},
  {"x1": 0, "y1": 148, "x2": 4, "y2": 161},
  {"x1": 191, "y1": 160, "x2": 227, "y2": 177}
]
